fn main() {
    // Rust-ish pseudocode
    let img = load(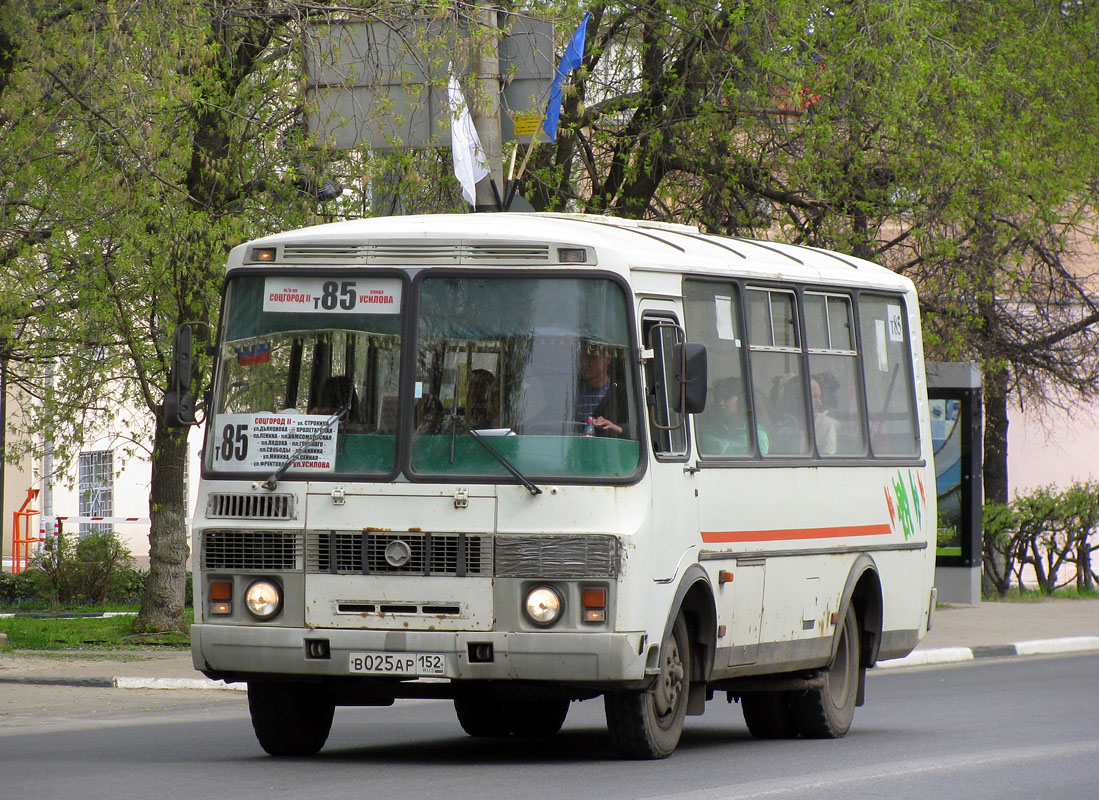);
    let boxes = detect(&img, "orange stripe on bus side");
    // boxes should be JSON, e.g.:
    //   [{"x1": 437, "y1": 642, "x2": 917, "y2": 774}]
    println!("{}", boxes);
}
[{"x1": 700, "y1": 523, "x2": 893, "y2": 544}]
